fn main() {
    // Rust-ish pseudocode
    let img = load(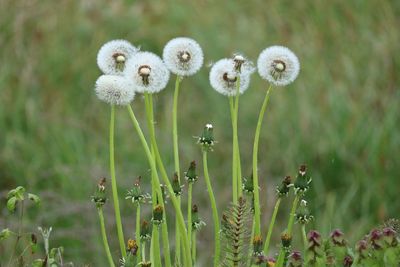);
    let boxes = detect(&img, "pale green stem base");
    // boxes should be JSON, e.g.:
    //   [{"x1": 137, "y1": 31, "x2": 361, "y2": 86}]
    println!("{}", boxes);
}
[
  {"x1": 136, "y1": 204, "x2": 142, "y2": 264},
  {"x1": 98, "y1": 208, "x2": 115, "y2": 267},
  {"x1": 192, "y1": 231, "x2": 197, "y2": 265},
  {"x1": 109, "y1": 105, "x2": 126, "y2": 258},
  {"x1": 203, "y1": 150, "x2": 220, "y2": 266},
  {"x1": 263, "y1": 198, "x2": 282, "y2": 254}
]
